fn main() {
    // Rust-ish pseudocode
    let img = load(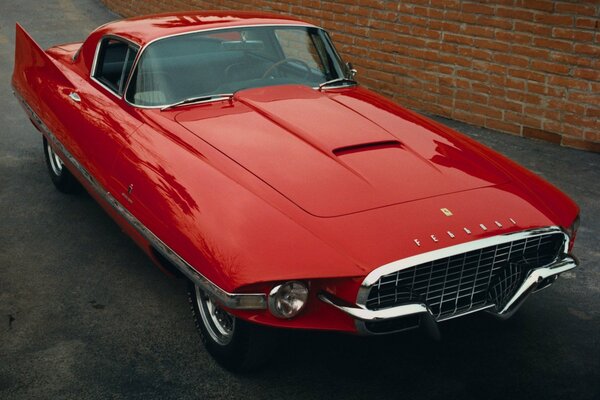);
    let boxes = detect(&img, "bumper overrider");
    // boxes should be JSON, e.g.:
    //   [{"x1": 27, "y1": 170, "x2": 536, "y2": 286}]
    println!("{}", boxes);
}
[{"x1": 319, "y1": 226, "x2": 578, "y2": 337}]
